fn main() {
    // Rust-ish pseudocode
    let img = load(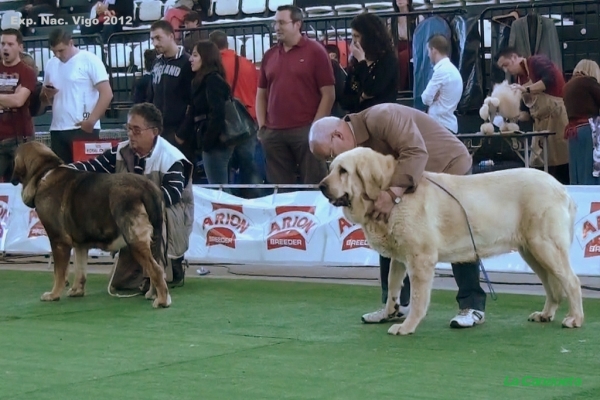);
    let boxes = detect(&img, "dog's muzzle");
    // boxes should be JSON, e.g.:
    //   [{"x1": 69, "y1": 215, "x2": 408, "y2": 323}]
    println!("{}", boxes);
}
[
  {"x1": 331, "y1": 193, "x2": 350, "y2": 207},
  {"x1": 319, "y1": 182, "x2": 351, "y2": 207}
]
